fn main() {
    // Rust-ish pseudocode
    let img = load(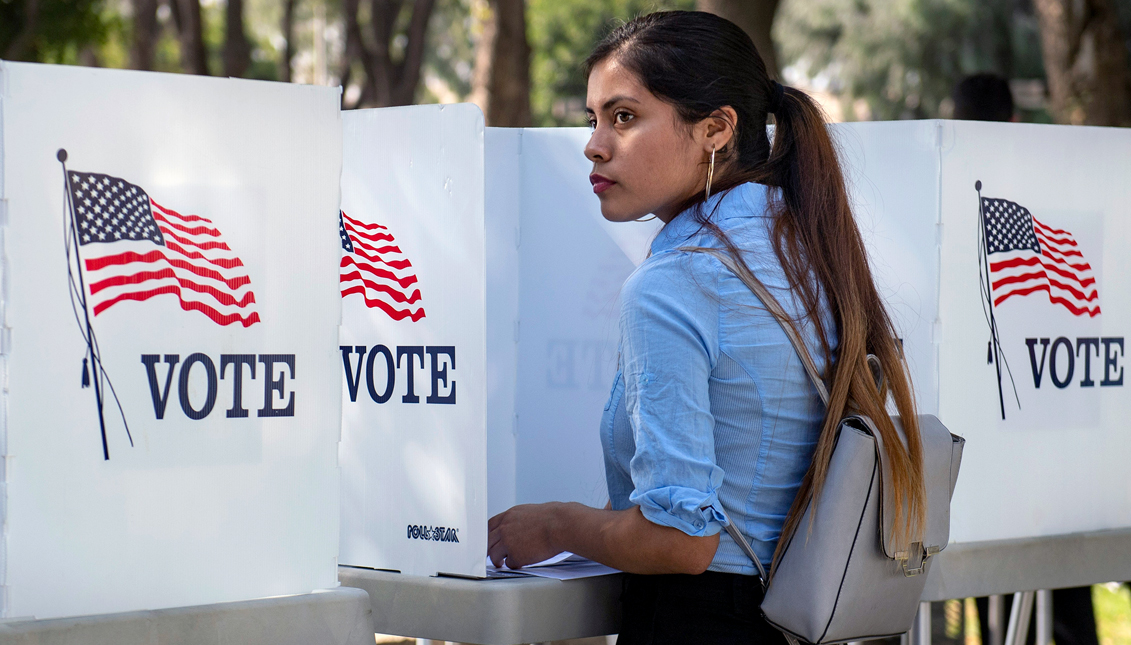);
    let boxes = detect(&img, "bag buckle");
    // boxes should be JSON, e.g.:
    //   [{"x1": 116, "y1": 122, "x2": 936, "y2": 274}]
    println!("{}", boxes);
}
[{"x1": 901, "y1": 542, "x2": 936, "y2": 577}]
